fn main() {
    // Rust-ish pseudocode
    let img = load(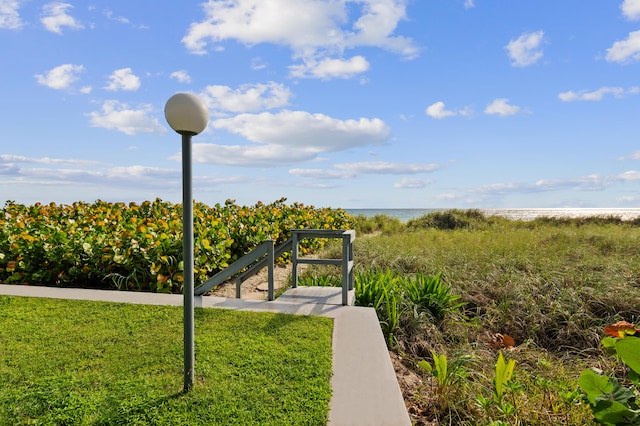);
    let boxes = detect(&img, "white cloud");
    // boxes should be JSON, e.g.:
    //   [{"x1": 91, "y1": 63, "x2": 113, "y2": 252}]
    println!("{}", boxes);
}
[
  {"x1": 289, "y1": 55, "x2": 370, "y2": 79},
  {"x1": 618, "y1": 195, "x2": 640, "y2": 203},
  {"x1": 103, "y1": 8, "x2": 147, "y2": 29},
  {"x1": 251, "y1": 57, "x2": 267, "y2": 70},
  {"x1": 0, "y1": 0, "x2": 23, "y2": 29},
  {"x1": 394, "y1": 177, "x2": 434, "y2": 188},
  {"x1": 484, "y1": 98, "x2": 521, "y2": 116},
  {"x1": 618, "y1": 151, "x2": 640, "y2": 160},
  {"x1": 183, "y1": 111, "x2": 390, "y2": 167},
  {"x1": 619, "y1": 170, "x2": 640, "y2": 181},
  {"x1": 425, "y1": 101, "x2": 472, "y2": 119},
  {"x1": 622, "y1": 0, "x2": 640, "y2": 20},
  {"x1": 41, "y1": 2, "x2": 83, "y2": 34},
  {"x1": 87, "y1": 100, "x2": 167, "y2": 135},
  {"x1": 464, "y1": 0, "x2": 475, "y2": 9},
  {"x1": 288, "y1": 168, "x2": 349, "y2": 179},
  {"x1": 105, "y1": 68, "x2": 141, "y2": 91},
  {"x1": 425, "y1": 102, "x2": 455, "y2": 119},
  {"x1": 505, "y1": 30, "x2": 544, "y2": 67},
  {"x1": 337, "y1": 161, "x2": 439, "y2": 174},
  {"x1": 189, "y1": 143, "x2": 319, "y2": 167},
  {"x1": 290, "y1": 161, "x2": 440, "y2": 179},
  {"x1": 212, "y1": 110, "x2": 389, "y2": 151},
  {"x1": 0, "y1": 154, "x2": 99, "y2": 166},
  {"x1": 532, "y1": 175, "x2": 611, "y2": 192},
  {"x1": 200, "y1": 82, "x2": 292, "y2": 113},
  {"x1": 103, "y1": 9, "x2": 129, "y2": 25},
  {"x1": 182, "y1": 0, "x2": 418, "y2": 79},
  {"x1": 345, "y1": 1, "x2": 418, "y2": 58},
  {"x1": 558, "y1": 86, "x2": 630, "y2": 102},
  {"x1": 451, "y1": 171, "x2": 640, "y2": 204},
  {"x1": 0, "y1": 163, "x2": 182, "y2": 190},
  {"x1": 170, "y1": 70, "x2": 191, "y2": 84},
  {"x1": 106, "y1": 165, "x2": 180, "y2": 181},
  {"x1": 606, "y1": 30, "x2": 640, "y2": 63},
  {"x1": 35, "y1": 63, "x2": 84, "y2": 90}
]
